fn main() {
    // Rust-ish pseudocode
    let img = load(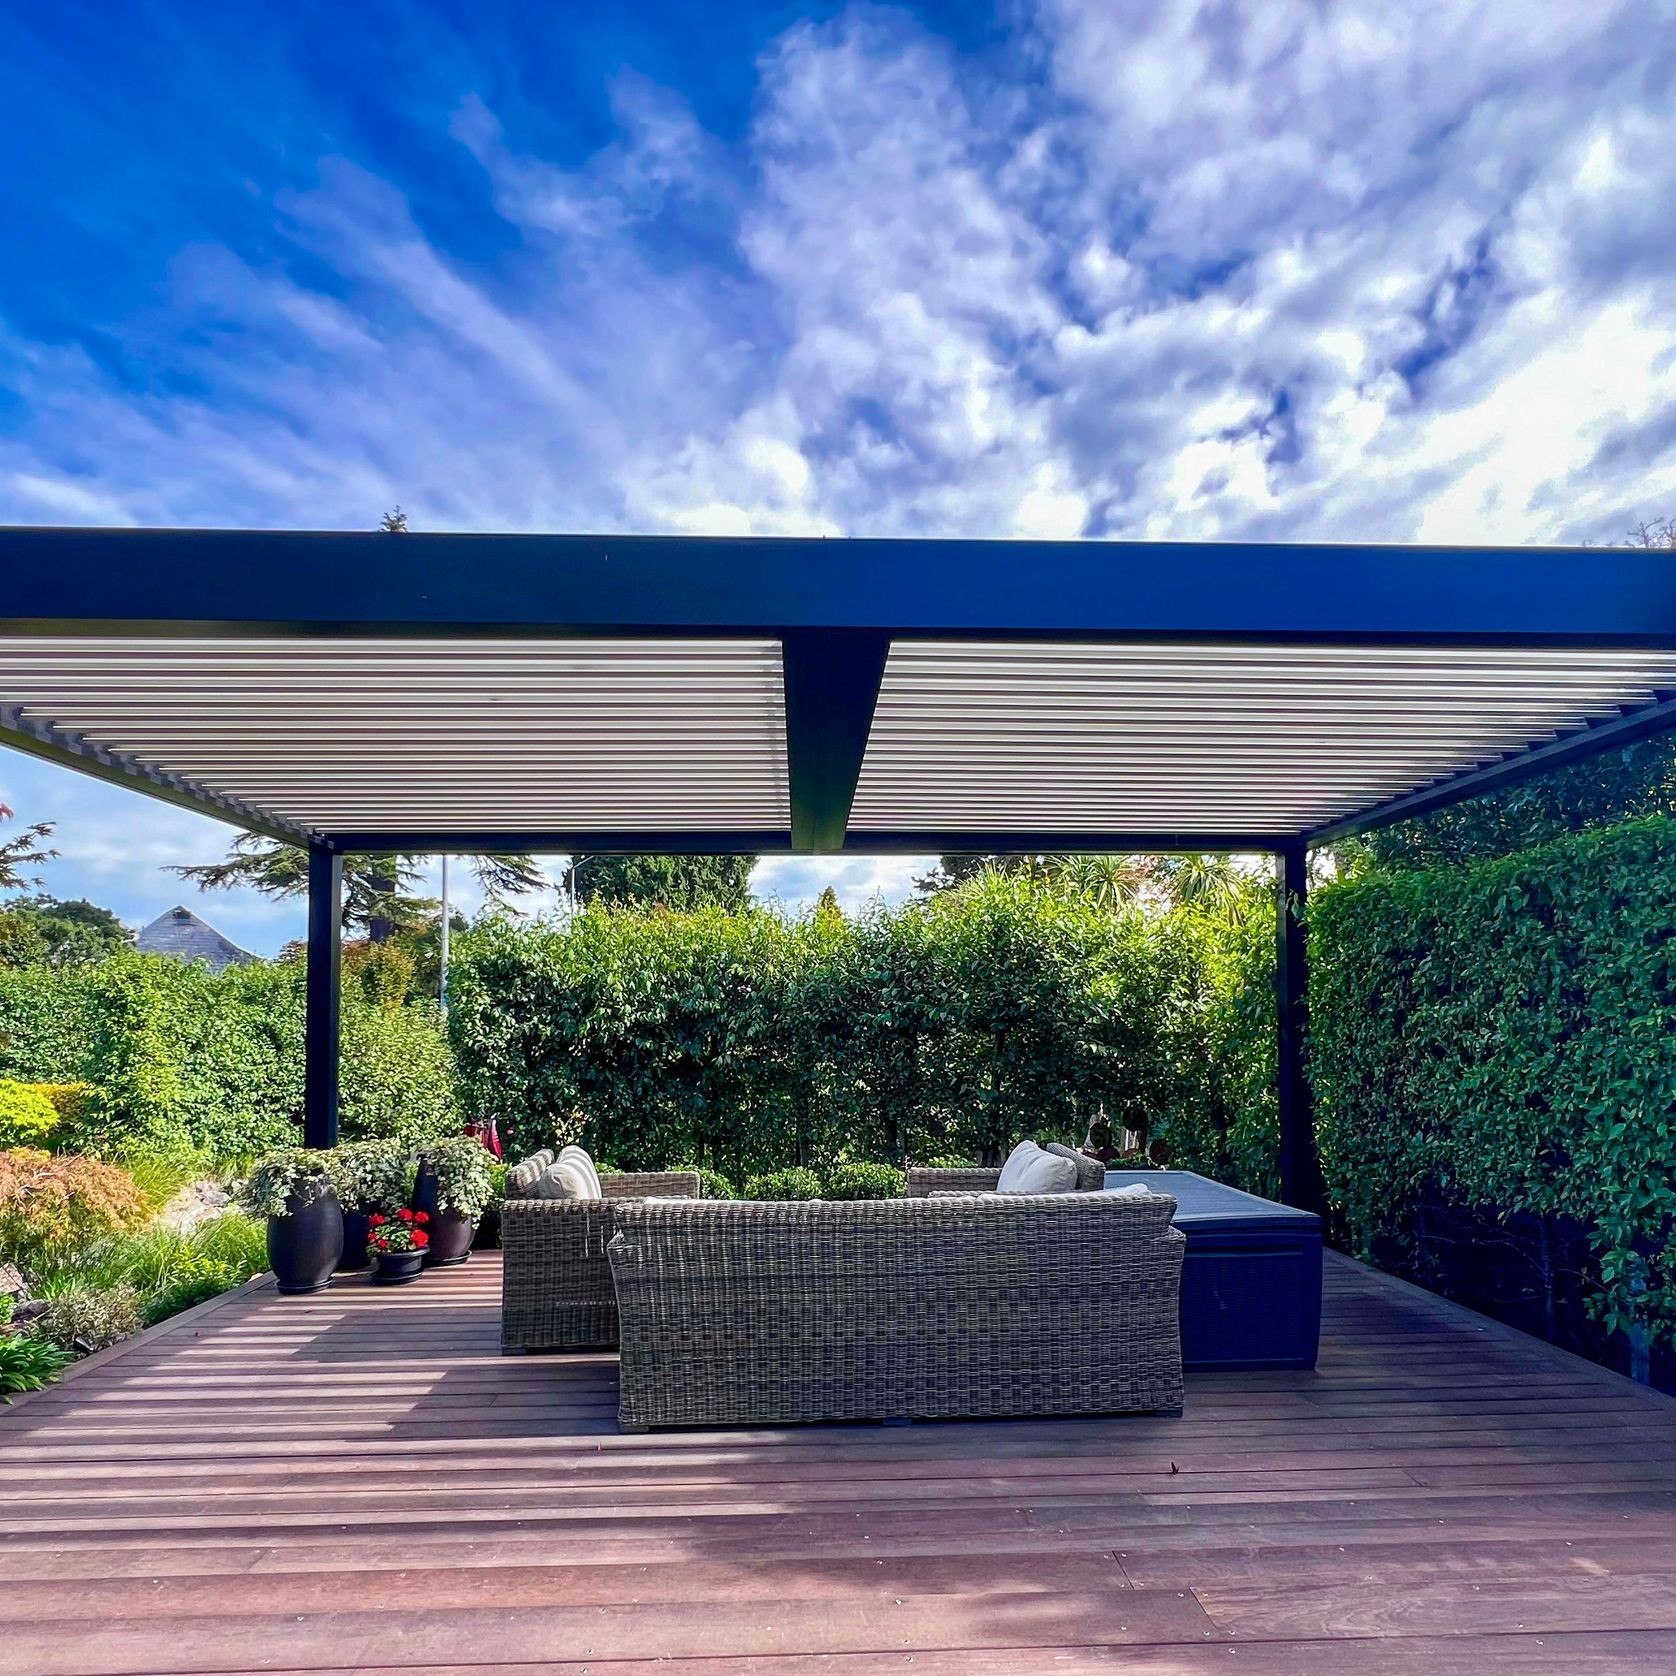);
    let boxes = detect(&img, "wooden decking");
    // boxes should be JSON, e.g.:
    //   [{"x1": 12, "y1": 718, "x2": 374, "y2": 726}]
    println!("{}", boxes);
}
[{"x1": 5, "y1": 1253, "x2": 1676, "y2": 1674}]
